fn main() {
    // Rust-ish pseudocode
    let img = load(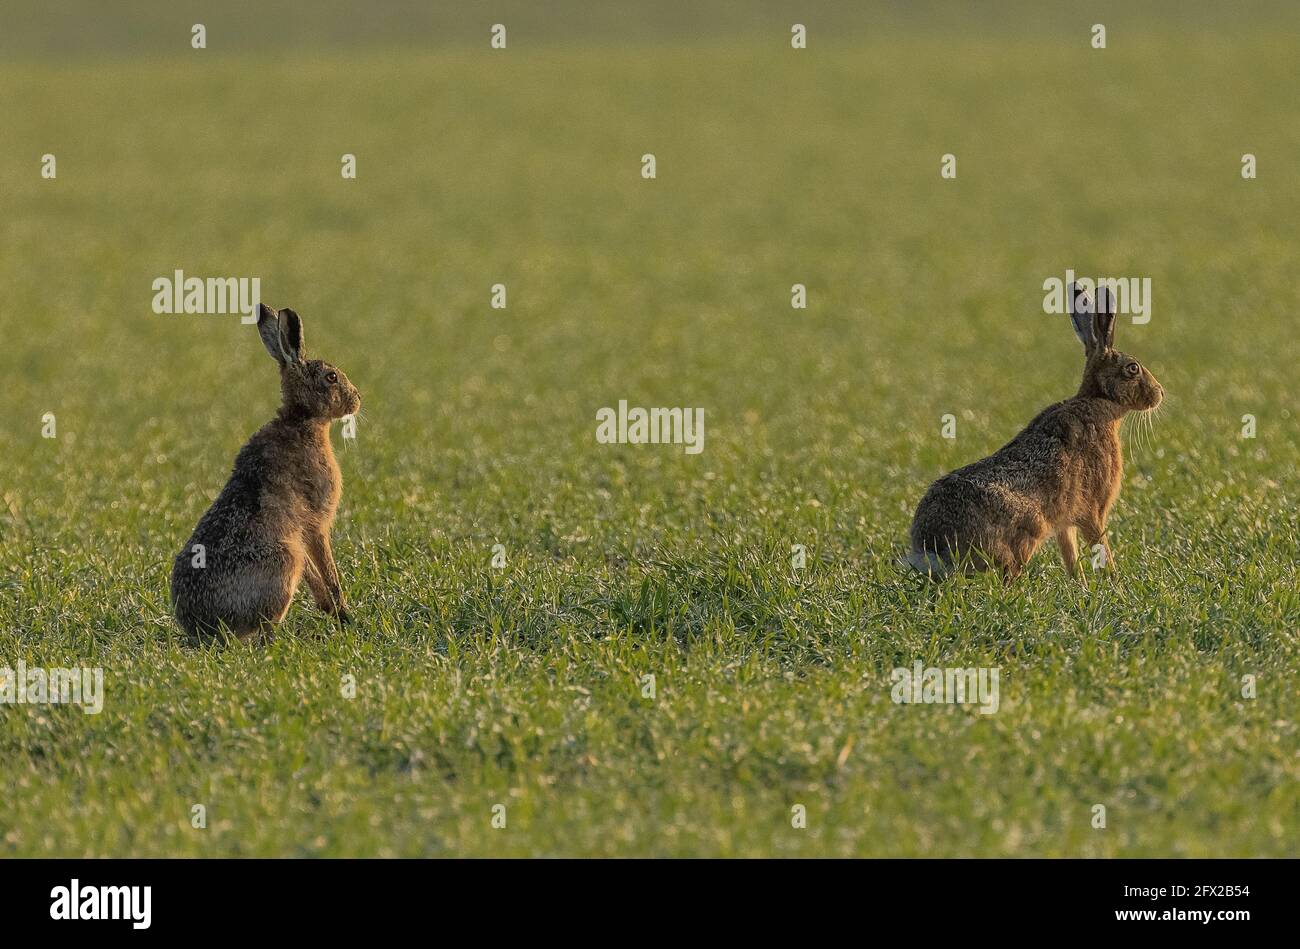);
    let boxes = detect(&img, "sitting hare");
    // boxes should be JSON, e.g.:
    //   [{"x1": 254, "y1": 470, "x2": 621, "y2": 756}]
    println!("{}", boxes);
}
[
  {"x1": 171, "y1": 304, "x2": 361, "y2": 640},
  {"x1": 908, "y1": 283, "x2": 1163, "y2": 580}
]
